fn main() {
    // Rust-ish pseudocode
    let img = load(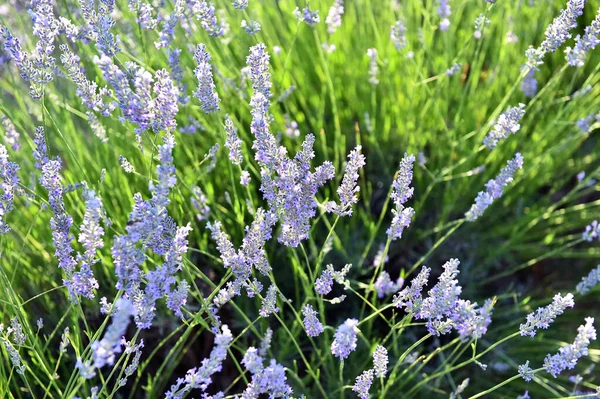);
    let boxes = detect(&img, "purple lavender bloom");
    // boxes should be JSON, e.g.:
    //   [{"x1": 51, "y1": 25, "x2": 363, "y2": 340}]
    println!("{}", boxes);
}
[
  {"x1": 119, "y1": 156, "x2": 135, "y2": 173},
  {"x1": 566, "y1": 9, "x2": 600, "y2": 67},
  {"x1": 136, "y1": 3, "x2": 157, "y2": 30},
  {"x1": 367, "y1": 48, "x2": 379, "y2": 85},
  {"x1": 391, "y1": 20, "x2": 408, "y2": 50},
  {"x1": 540, "y1": 0, "x2": 585, "y2": 53},
  {"x1": 577, "y1": 114, "x2": 595, "y2": 134},
  {"x1": 394, "y1": 266, "x2": 431, "y2": 314},
  {"x1": 325, "y1": 0, "x2": 344, "y2": 34},
  {"x1": 302, "y1": 304, "x2": 324, "y2": 337},
  {"x1": 583, "y1": 220, "x2": 599, "y2": 241},
  {"x1": 232, "y1": 0, "x2": 248, "y2": 10},
  {"x1": 224, "y1": 115, "x2": 243, "y2": 165},
  {"x1": 331, "y1": 318, "x2": 360, "y2": 360},
  {"x1": 315, "y1": 267, "x2": 334, "y2": 295},
  {"x1": 9, "y1": 317, "x2": 26, "y2": 345},
  {"x1": 576, "y1": 265, "x2": 600, "y2": 294},
  {"x1": 446, "y1": 63, "x2": 462, "y2": 76},
  {"x1": 352, "y1": 369, "x2": 374, "y2": 399},
  {"x1": 387, "y1": 153, "x2": 416, "y2": 240},
  {"x1": 194, "y1": 44, "x2": 220, "y2": 114},
  {"x1": 373, "y1": 345, "x2": 388, "y2": 377},
  {"x1": 520, "y1": 293, "x2": 575, "y2": 337},
  {"x1": 154, "y1": 1, "x2": 184, "y2": 49},
  {"x1": 543, "y1": 318, "x2": 596, "y2": 377},
  {"x1": 152, "y1": 69, "x2": 179, "y2": 132},
  {"x1": 166, "y1": 325, "x2": 232, "y2": 396},
  {"x1": 452, "y1": 299, "x2": 494, "y2": 341},
  {"x1": 68, "y1": 190, "x2": 105, "y2": 300},
  {"x1": 241, "y1": 357, "x2": 293, "y2": 398},
  {"x1": 465, "y1": 153, "x2": 523, "y2": 221},
  {"x1": 241, "y1": 19, "x2": 261, "y2": 35},
  {"x1": 329, "y1": 145, "x2": 366, "y2": 216},
  {"x1": 2, "y1": 116, "x2": 20, "y2": 150},
  {"x1": 90, "y1": 298, "x2": 134, "y2": 372},
  {"x1": 519, "y1": 360, "x2": 535, "y2": 382},
  {"x1": 259, "y1": 285, "x2": 279, "y2": 318},
  {"x1": 416, "y1": 259, "x2": 462, "y2": 336},
  {"x1": 240, "y1": 170, "x2": 251, "y2": 186},
  {"x1": 437, "y1": 0, "x2": 451, "y2": 31},
  {"x1": 483, "y1": 104, "x2": 526, "y2": 149},
  {"x1": 294, "y1": 6, "x2": 320, "y2": 25},
  {"x1": 374, "y1": 271, "x2": 404, "y2": 298},
  {"x1": 0, "y1": 144, "x2": 20, "y2": 234},
  {"x1": 190, "y1": 0, "x2": 224, "y2": 36},
  {"x1": 191, "y1": 186, "x2": 210, "y2": 221},
  {"x1": 521, "y1": 66, "x2": 538, "y2": 98}
]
